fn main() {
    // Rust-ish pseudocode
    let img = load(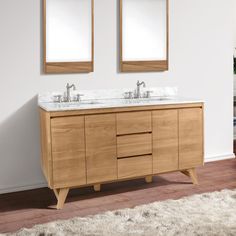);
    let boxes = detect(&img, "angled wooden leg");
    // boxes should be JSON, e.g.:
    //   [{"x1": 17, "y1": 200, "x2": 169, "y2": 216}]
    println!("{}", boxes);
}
[
  {"x1": 181, "y1": 168, "x2": 198, "y2": 185},
  {"x1": 93, "y1": 184, "x2": 101, "y2": 192},
  {"x1": 145, "y1": 176, "x2": 153, "y2": 183},
  {"x1": 53, "y1": 189, "x2": 59, "y2": 200},
  {"x1": 56, "y1": 188, "x2": 70, "y2": 210}
]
